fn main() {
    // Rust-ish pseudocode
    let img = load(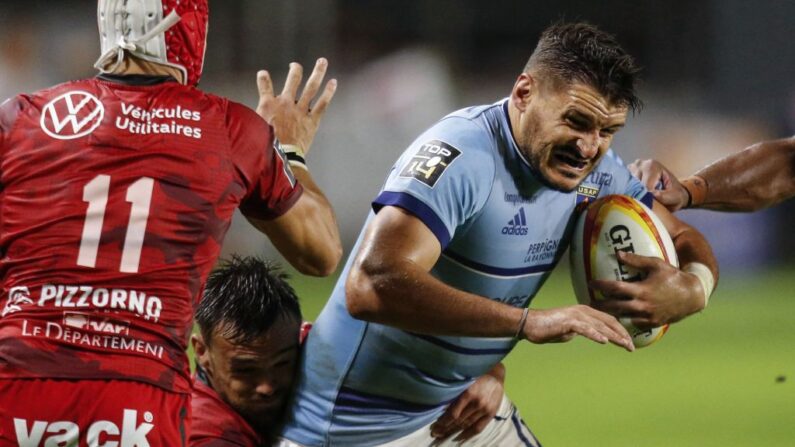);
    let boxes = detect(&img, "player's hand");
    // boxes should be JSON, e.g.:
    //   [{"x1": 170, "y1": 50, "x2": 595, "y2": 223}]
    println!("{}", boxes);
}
[
  {"x1": 628, "y1": 159, "x2": 689, "y2": 211},
  {"x1": 589, "y1": 251, "x2": 705, "y2": 329},
  {"x1": 256, "y1": 58, "x2": 337, "y2": 157},
  {"x1": 522, "y1": 305, "x2": 635, "y2": 352},
  {"x1": 429, "y1": 364, "x2": 505, "y2": 443}
]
